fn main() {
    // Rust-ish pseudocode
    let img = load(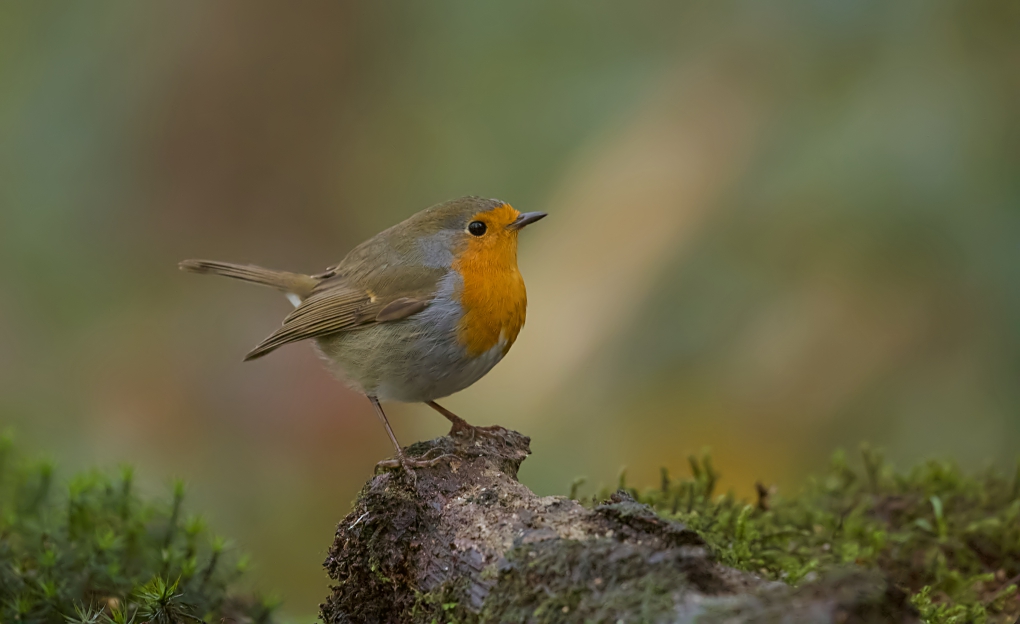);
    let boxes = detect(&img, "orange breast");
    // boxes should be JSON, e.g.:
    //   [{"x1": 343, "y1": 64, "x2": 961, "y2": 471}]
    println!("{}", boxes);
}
[{"x1": 452, "y1": 207, "x2": 528, "y2": 357}]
